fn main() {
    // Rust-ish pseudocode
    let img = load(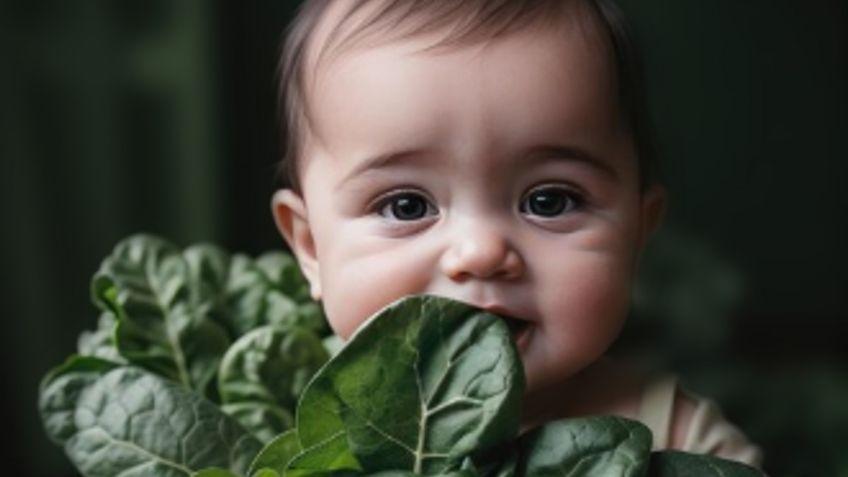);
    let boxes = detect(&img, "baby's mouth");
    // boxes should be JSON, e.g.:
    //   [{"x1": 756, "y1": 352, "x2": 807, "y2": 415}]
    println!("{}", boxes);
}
[
  {"x1": 481, "y1": 305, "x2": 534, "y2": 352},
  {"x1": 504, "y1": 317, "x2": 534, "y2": 352}
]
